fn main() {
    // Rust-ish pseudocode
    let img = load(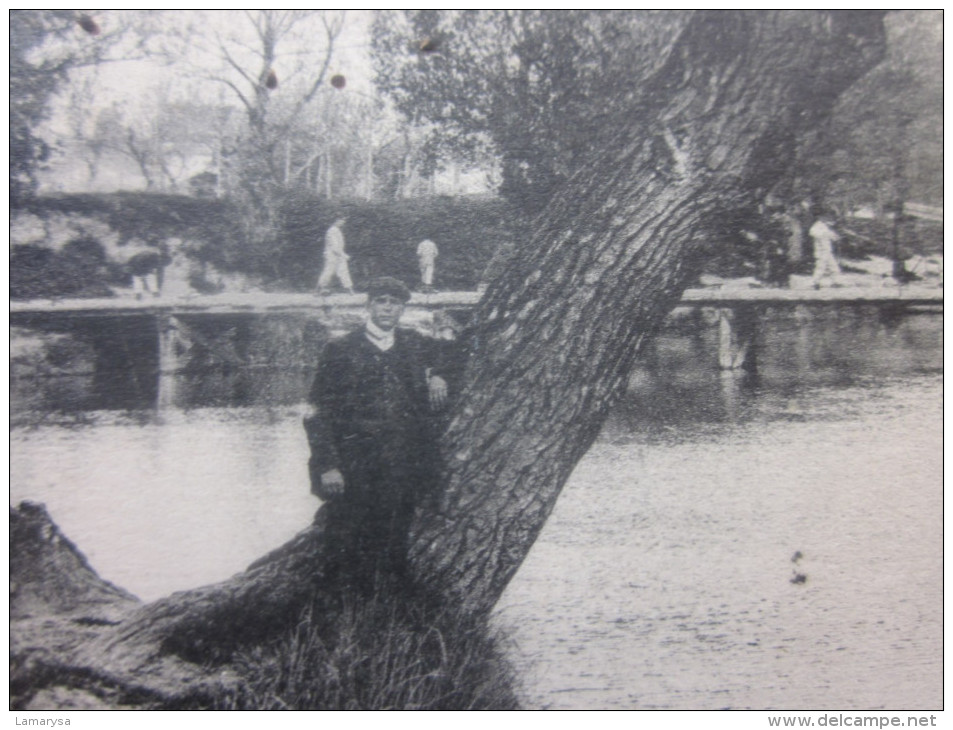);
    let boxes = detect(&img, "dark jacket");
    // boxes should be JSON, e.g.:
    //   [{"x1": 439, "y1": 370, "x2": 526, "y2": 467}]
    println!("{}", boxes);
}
[
  {"x1": 305, "y1": 327, "x2": 446, "y2": 505},
  {"x1": 304, "y1": 326, "x2": 466, "y2": 589}
]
